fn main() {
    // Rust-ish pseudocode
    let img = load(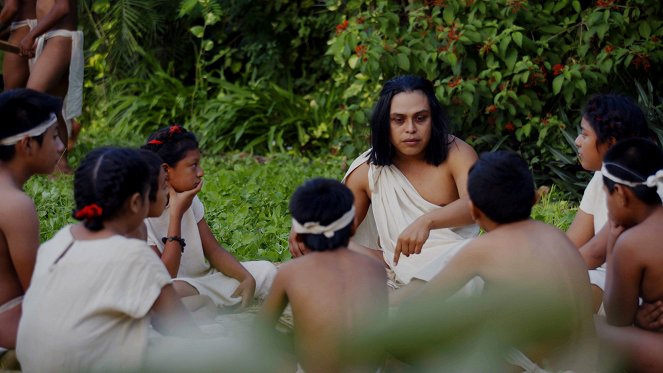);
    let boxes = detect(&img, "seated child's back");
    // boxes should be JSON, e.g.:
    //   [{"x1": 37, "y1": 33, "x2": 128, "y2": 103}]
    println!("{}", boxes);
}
[
  {"x1": 424, "y1": 151, "x2": 594, "y2": 371},
  {"x1": 261, "y1": 178, "x2": 387, "y2": 373}
]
